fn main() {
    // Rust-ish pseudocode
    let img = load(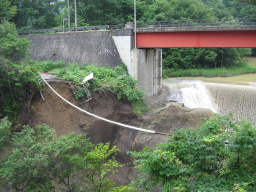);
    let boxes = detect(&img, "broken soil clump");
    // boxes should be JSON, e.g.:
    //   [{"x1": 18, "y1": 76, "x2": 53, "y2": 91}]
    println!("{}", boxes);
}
[{"x1": 29, "y1": 81, "x2": 213, "y2": 186}]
